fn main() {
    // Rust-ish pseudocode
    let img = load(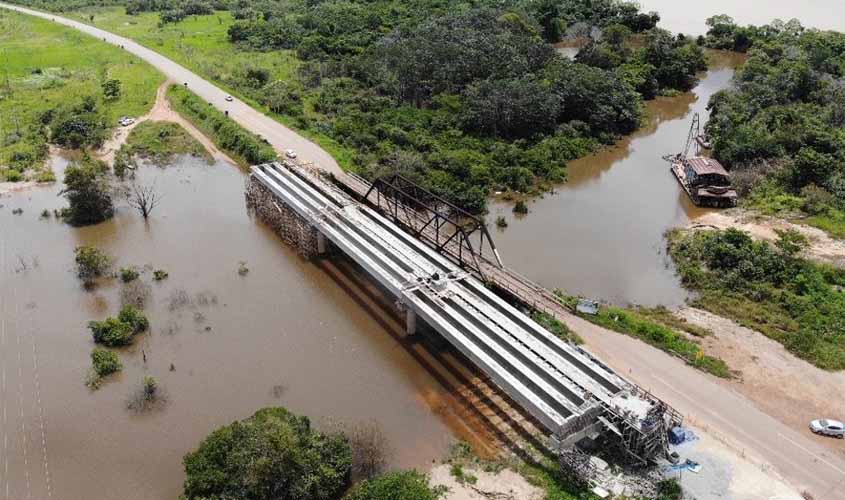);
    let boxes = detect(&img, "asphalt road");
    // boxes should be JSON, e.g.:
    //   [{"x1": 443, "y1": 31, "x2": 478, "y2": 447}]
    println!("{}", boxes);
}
[
  {"x1": 0, "y1": 2, "x2": 342, "y2": 177},
  {"x1": 3, "y1": 3, "x2": 844, "y2": 498}
]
